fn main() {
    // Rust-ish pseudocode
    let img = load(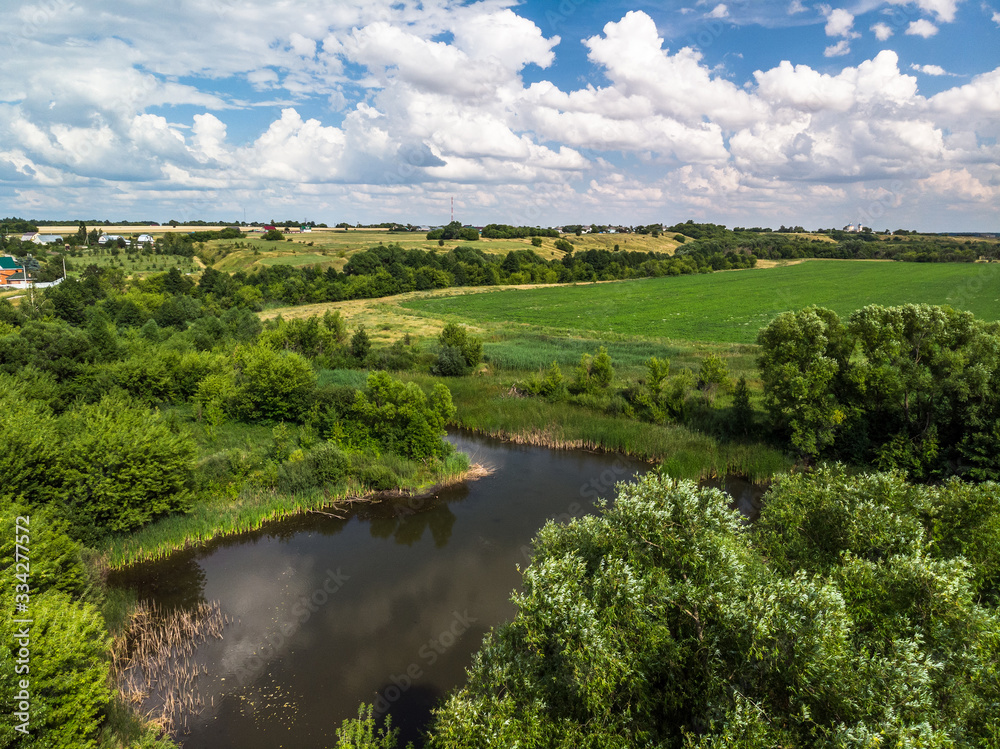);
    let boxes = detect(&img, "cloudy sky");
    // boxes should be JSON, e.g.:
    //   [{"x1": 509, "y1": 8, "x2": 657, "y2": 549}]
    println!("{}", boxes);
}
[{"x1": 1, "y1": 0, "x2": 997, "y2": 229}]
